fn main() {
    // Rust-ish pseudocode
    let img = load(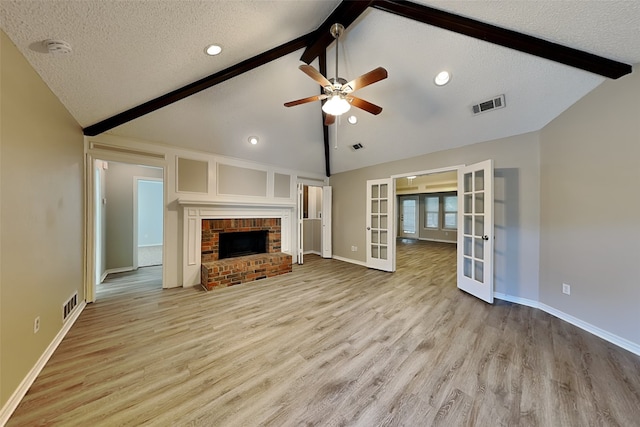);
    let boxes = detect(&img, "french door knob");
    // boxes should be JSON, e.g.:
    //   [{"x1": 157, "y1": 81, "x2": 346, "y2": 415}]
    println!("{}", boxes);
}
[
  {"x1": 482, "y1": 235, "x2": 489, "y2": 241},
  {"x1": 367, "y1": 227, "x2": 371, "y2": 230}
]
